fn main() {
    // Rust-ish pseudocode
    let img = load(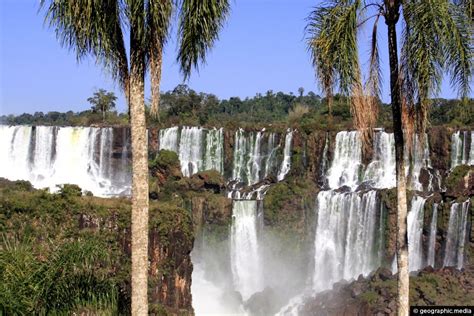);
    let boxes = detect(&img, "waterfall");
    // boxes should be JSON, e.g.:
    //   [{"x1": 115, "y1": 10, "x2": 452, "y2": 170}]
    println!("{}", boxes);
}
[
  {"x1": 427, "y1": 203, "x2": 439, "y2": 268},
  {"x1": 470, "y1": 131, "x2": 474, "y2": 165},
  {"x1": 319, "y1": 132, "x2": 329, "y2": 180},
  {"x1": 159, "y1": 126, "x2": 224, "y2": 177},
  {"x1": 231, "y1": 128, "x2": 282, "y2": 186},
  {"x1": 178, "y1": 127, "x2": 204, "y2": 177},
  {"x1": 451, "y1": 131, "x2": 473, "y2": 168},
  {"x1": 230, "y1": 200, "x2": 263, "y2": 300},
  {"x1": 326, "y1": 131, "x2": 363, "y2": 190},
  {"x1": 407, "y1": 196, "x2": 426, "y2": 272},
  {"x1": 203, "y1": 128, "x2": 224, "y2": 174},
  {"x1": 406, "y1": 134, "x2": 434, "y2": 191},
  {"x1": 159, "y1": 126, "x2": 179, "y2": 152},
  {"x1": 246, "y1": 131, "x2": 263, "y2": 185},
  {"x1": 30, "y1": 126, "x2": 57, "y2": 184},
  {"x1": 0, "y1": 125, "x2": 130, "y2": 197},
  {"x1": 0, "y1": 125, "x2": 32, "y2": 181},
  {"x1": 363, "y1": 131, "x2": 396, "y2": 189},
  {"x1": 443, "y1": 200, "x2": 470, "y2": 269},
  {"x1": 312, "y1": 190, "x2": 381, "y2": 291},
  {"x1": 277, "y1": 129, "x2": 293, "y2": 181},
  {"x1": 264, "y1": 132, "x2": 279, "y2": 178}
]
